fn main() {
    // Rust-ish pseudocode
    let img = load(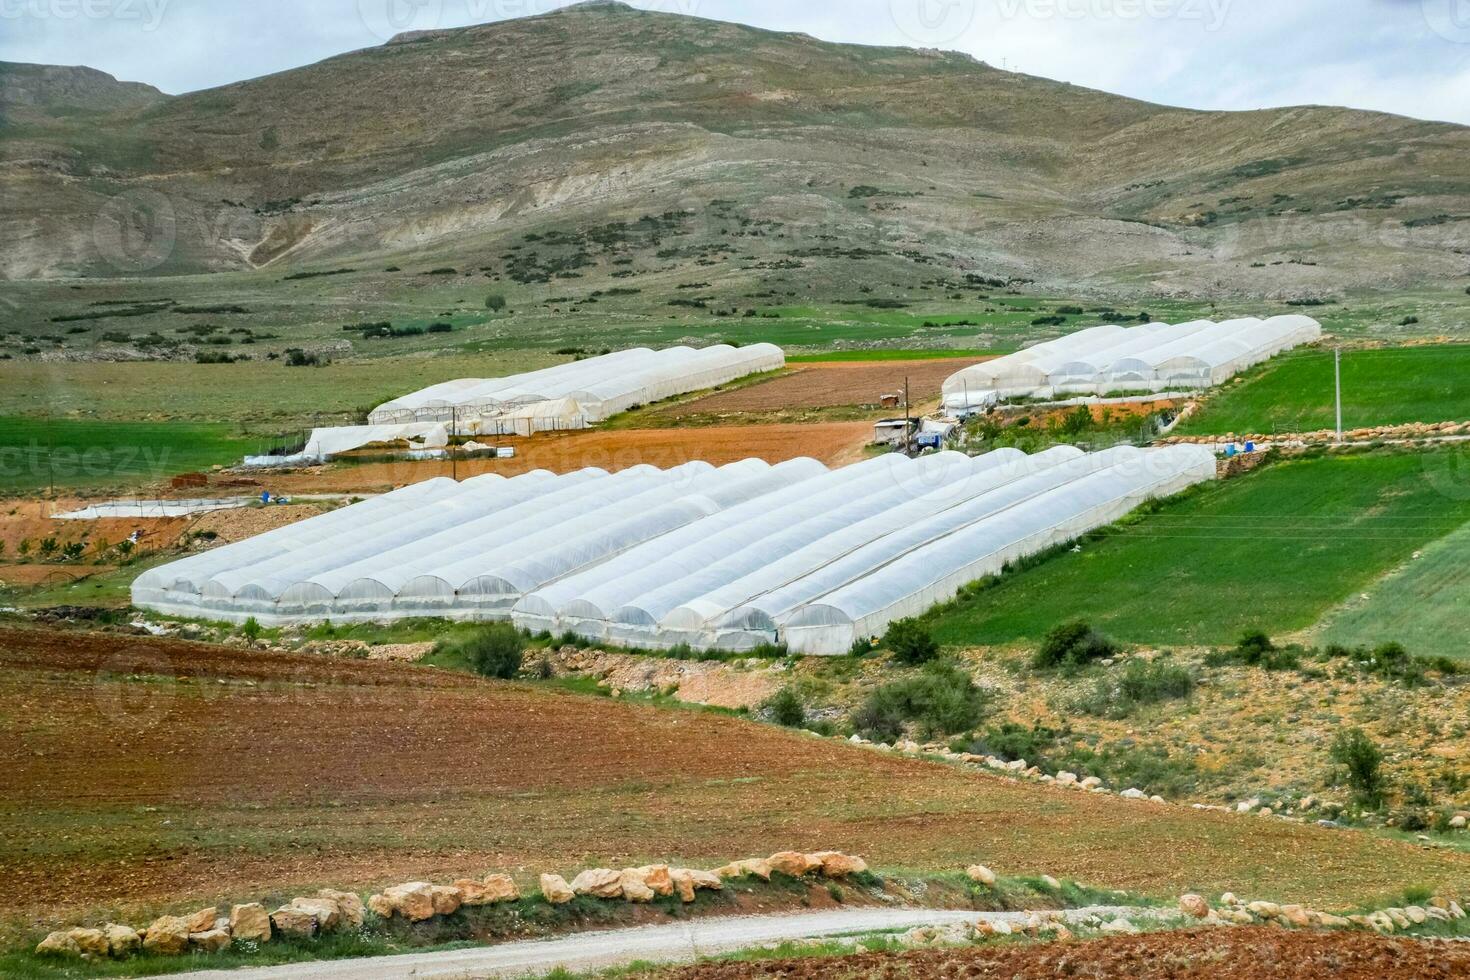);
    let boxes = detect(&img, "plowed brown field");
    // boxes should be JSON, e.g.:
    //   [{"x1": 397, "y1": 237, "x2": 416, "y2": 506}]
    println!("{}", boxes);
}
[
  {"x1": 653, "y1": 928, "x2": 1470, "y2": 980},
  {"x1": 658, "y1": 360, "x2": 986, "y2": 416},
  {"x1": 265, "y1": 422, "x2": 872, "y2": 493},
  {"x1": 3, "y1": 624, "x2": 1467, "y2": 934}
]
